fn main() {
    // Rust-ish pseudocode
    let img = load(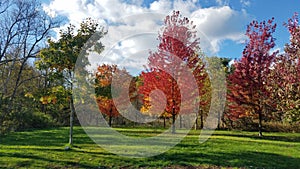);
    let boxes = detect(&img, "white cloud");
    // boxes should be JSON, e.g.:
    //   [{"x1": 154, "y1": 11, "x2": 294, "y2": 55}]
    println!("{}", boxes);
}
[
  {"x1": 269, "y1": 47, "x2": 282, "y2": 55},
  {"x1": 173, "y1": 0, "x2": 197, "y2": 14},
  {"x1": 215, "y1": 0, "x2": 229, "y2": 6},
  {"x1": 43, "y1": 0, "x2": 251, "y2": 74},
  {"x1": 240, "y1": 0, "x2": 251, "y2": 7},
  {"x1": 150, "y1": 0, "x2": 172, "y2": 13},
  {"x1": 191, "y1": 6, "x2": 250, "y2": 53}
]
